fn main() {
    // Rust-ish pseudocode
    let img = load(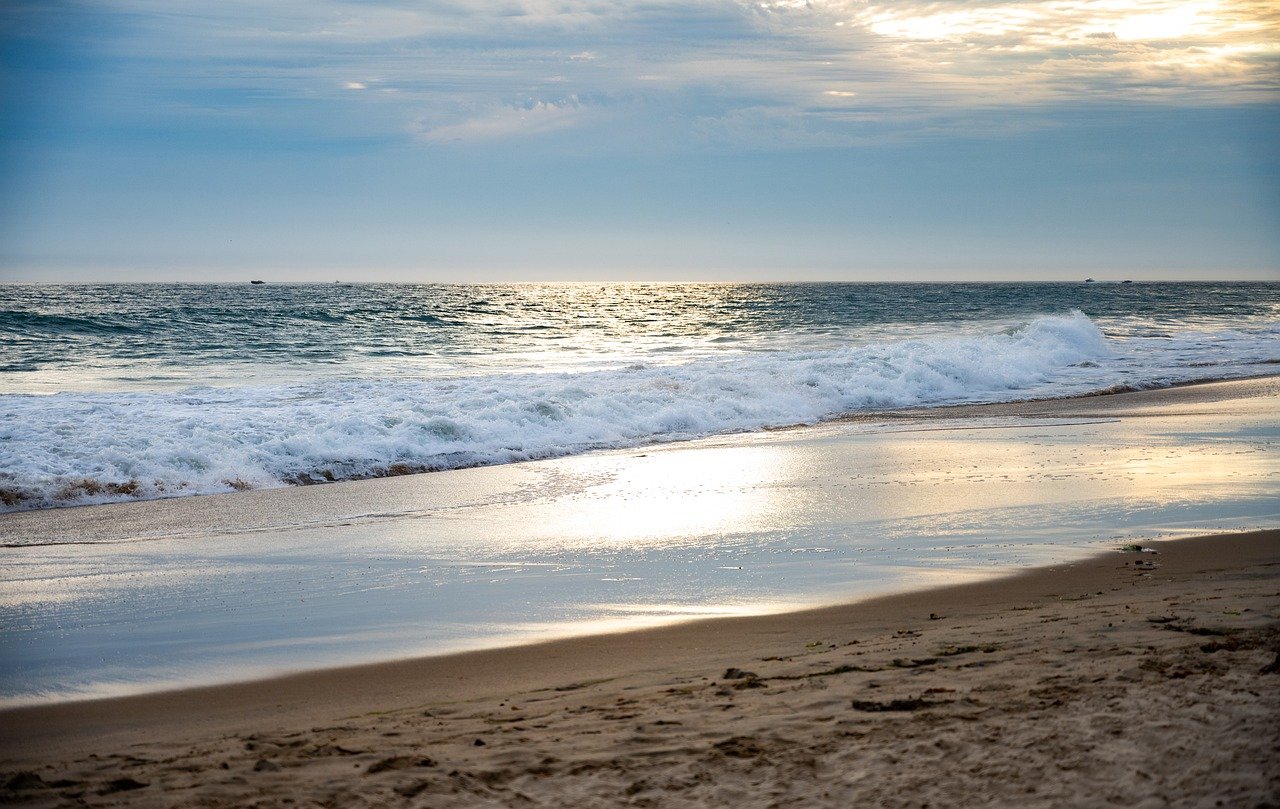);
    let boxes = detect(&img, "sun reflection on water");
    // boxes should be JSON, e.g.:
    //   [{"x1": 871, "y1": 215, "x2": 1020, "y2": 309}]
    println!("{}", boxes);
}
[{"x1": 547, "y1": 445, "x2": 798, "y2": 545}]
